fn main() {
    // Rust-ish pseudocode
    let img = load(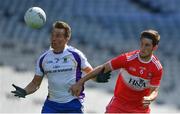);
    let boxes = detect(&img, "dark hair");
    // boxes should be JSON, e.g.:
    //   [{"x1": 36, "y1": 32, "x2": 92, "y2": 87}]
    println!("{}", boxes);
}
[
  {"x1": 140, "y1": 29, "x2": 160, "y2": 46},
  {"x1": 53, "y1": 21, "x2": 71, "y2": 39}
]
